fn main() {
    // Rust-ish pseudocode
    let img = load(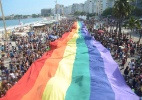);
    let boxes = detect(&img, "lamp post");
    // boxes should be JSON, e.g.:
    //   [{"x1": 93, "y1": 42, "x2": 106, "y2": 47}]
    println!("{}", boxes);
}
[
  {"x1": 55, "y1": 0, "x2": 58, "y2": 21},
  {"x1": 0, "y1": 0, "x2": 7, "y2": 43}
]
